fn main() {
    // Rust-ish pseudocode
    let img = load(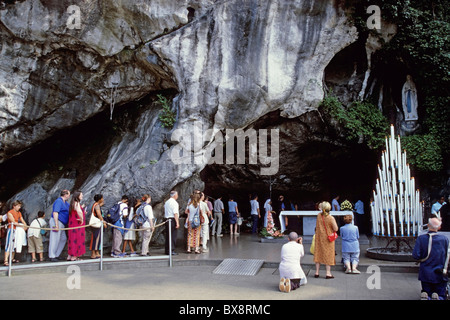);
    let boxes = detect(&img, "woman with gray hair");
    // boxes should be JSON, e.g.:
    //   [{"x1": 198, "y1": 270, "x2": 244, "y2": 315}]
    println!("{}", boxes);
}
[{"x1": 279, "y1": 232, "x2": 307, "y2": 293}]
